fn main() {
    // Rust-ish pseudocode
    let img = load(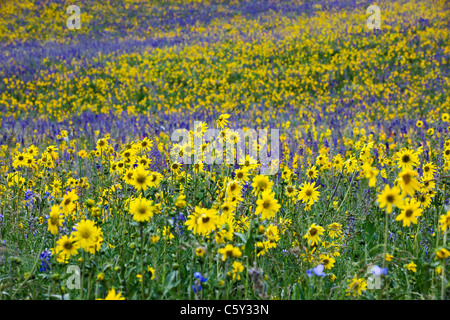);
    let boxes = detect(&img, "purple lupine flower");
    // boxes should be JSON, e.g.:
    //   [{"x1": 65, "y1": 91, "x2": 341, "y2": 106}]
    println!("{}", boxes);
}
[{"x1": 39, "y1": 248, "x2": 51, "y2": 272}]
